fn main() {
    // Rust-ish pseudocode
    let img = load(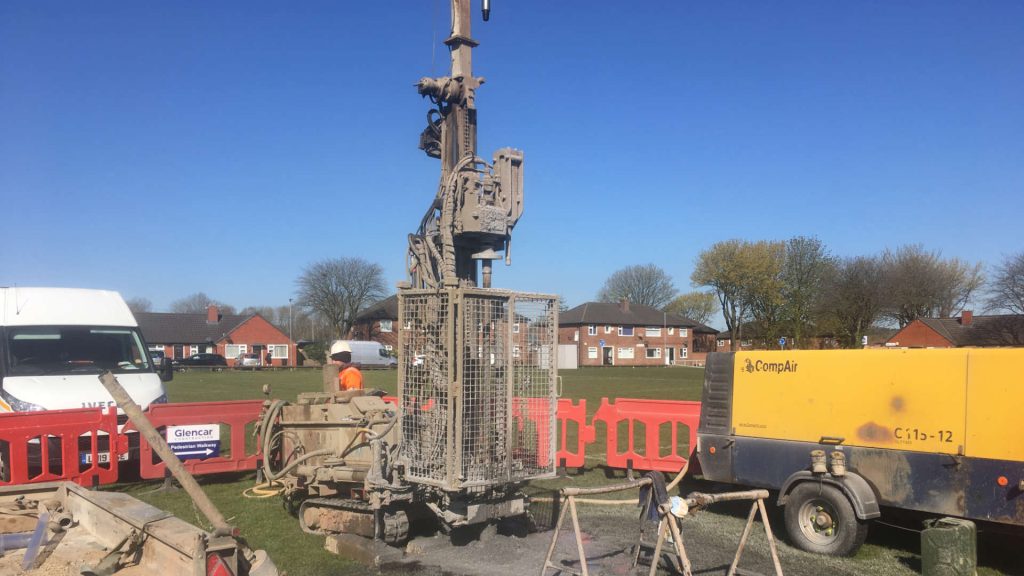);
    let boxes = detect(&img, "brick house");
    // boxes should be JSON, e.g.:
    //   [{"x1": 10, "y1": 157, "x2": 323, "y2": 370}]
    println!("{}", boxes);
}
[
  {"x1": 558, "y1": 301, "x2": 717, "y2": 367},
  {"x1": 351, "y1": 295, "x2": 398, "y2": 353},
  {"x1": 137, "y1": 305, "x2": 297, "y2": 367},
  {"x1": 886, "y1": 311, "x2": 1024, "y2": 348}
]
